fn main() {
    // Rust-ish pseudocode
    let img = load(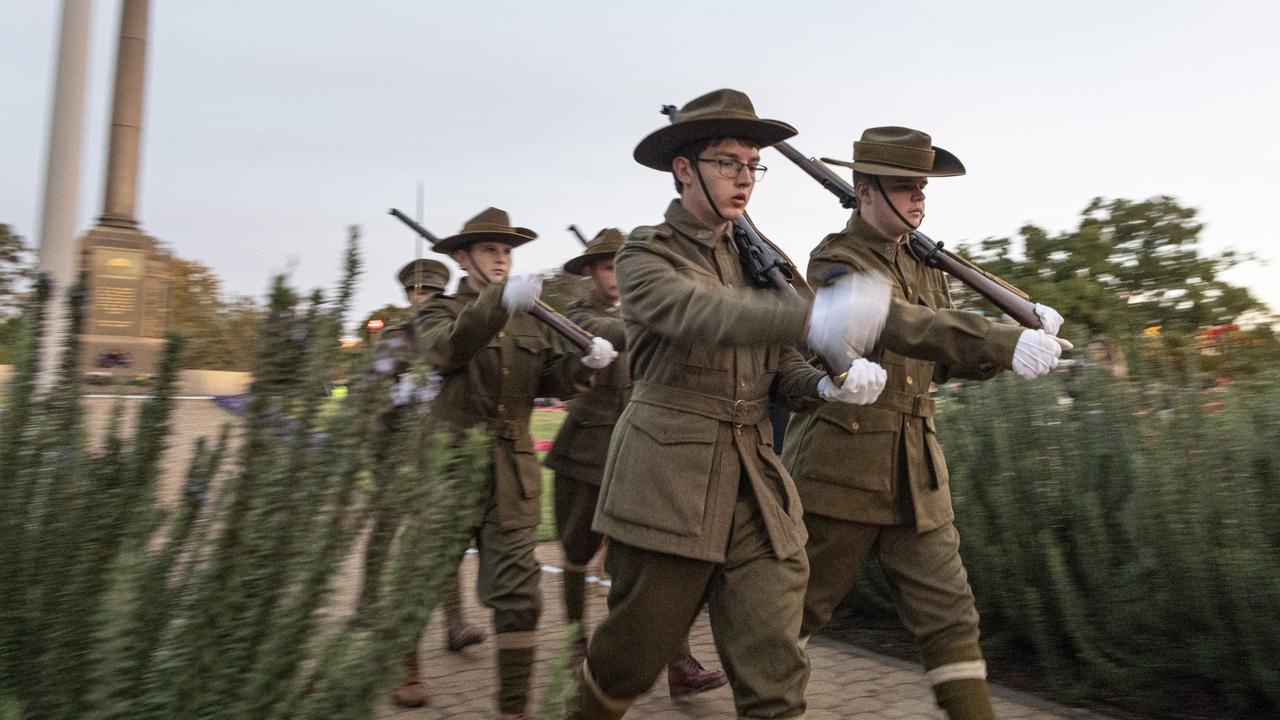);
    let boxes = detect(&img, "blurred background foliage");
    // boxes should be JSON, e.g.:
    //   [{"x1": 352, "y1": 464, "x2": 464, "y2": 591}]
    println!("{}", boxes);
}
[{"x1": 0, "y1": 235, "x2": 490, "y2": 720}]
